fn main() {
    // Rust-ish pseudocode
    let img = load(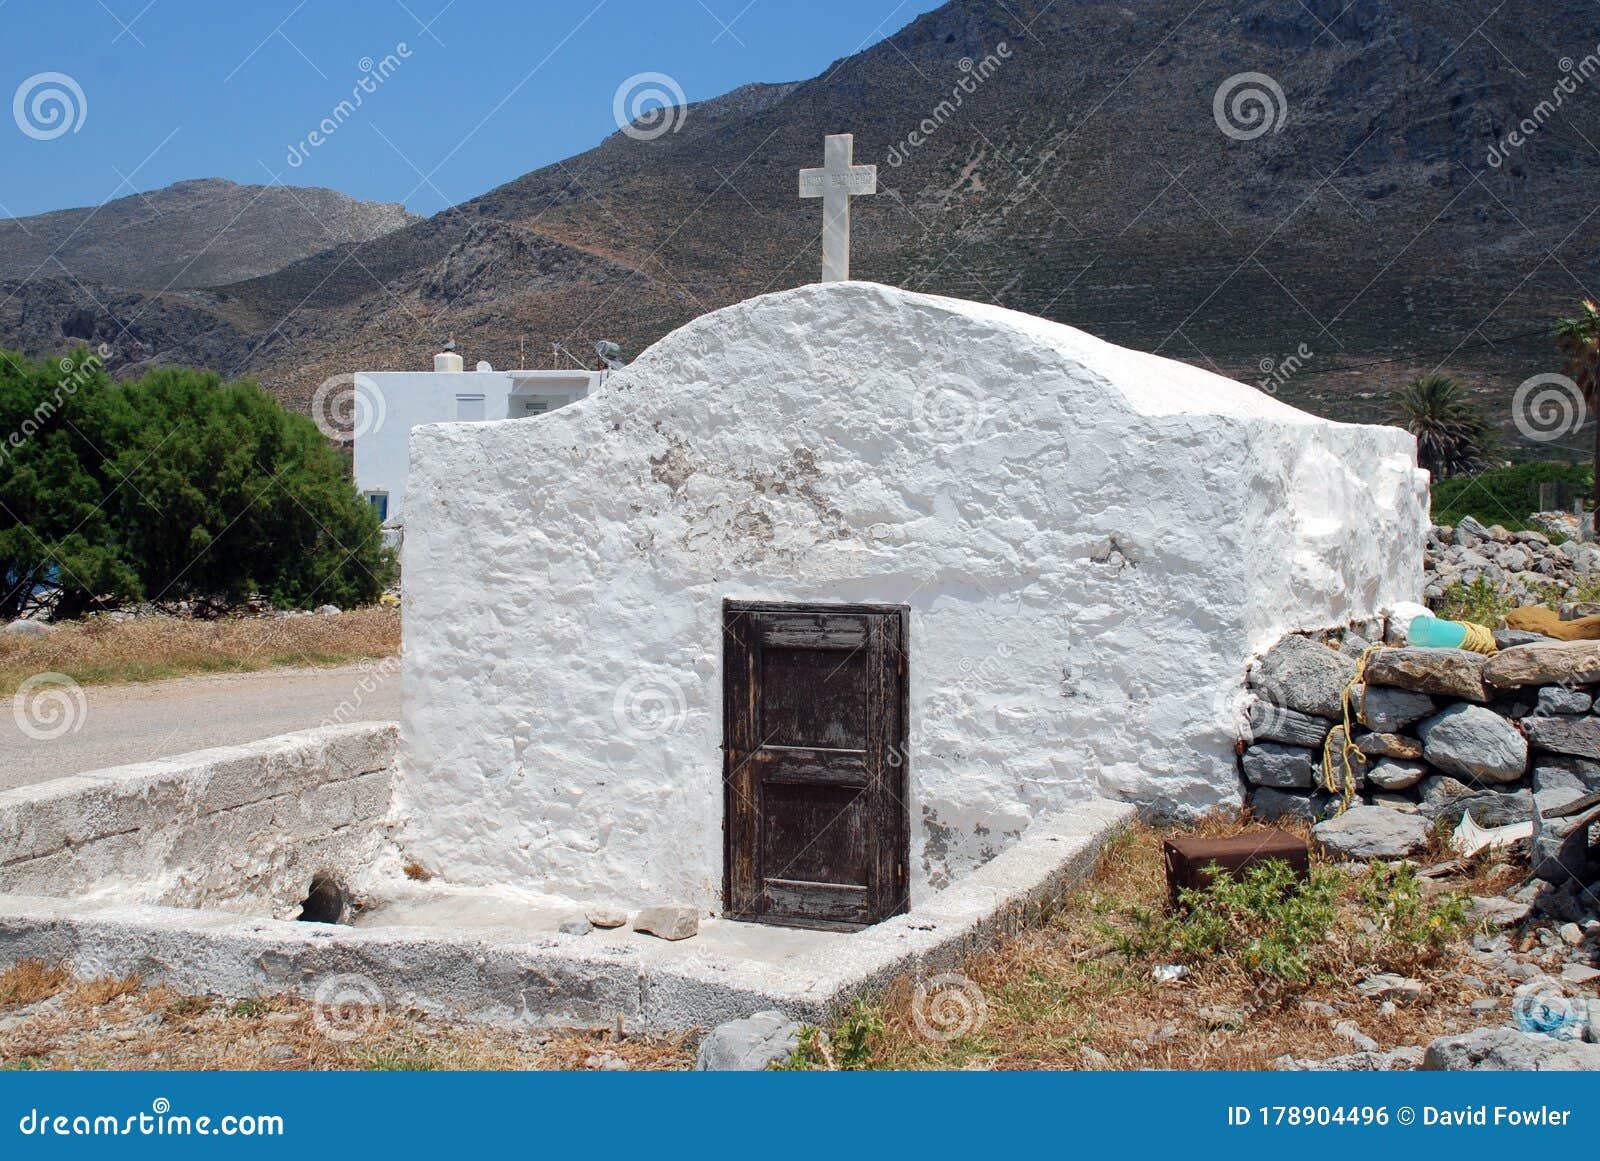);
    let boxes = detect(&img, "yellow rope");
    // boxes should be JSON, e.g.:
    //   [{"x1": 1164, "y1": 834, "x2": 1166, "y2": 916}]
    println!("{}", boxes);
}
[
  {"x1": 1321, "y1": 643, "x2": 1382, "y2": 815},
  {"x1": 1319, "y1": 619, "x2": 1496, "y2": 813}
]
